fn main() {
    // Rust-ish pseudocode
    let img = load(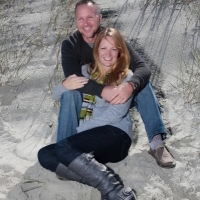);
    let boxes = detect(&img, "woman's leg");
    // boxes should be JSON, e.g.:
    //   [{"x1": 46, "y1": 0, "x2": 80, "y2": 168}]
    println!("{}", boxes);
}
[
  {"x1": 68, "y1": 153, "x2": 135, "y2": 200},
  {"x1": 55, "y1": 125, "x2": 131, "y2": 166},
  {"x1": 55, "y1": 126, "x2": 135, "y2": 200},
  {"x1": 38, "y1": 144, "x2": 59, "y2": 172},
  {"x1": 37, "y1": 144, "x2": 86, "y2": 183},
  {"x1": 57, "y1": 90, "x2": 82, "y2": 142}
]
